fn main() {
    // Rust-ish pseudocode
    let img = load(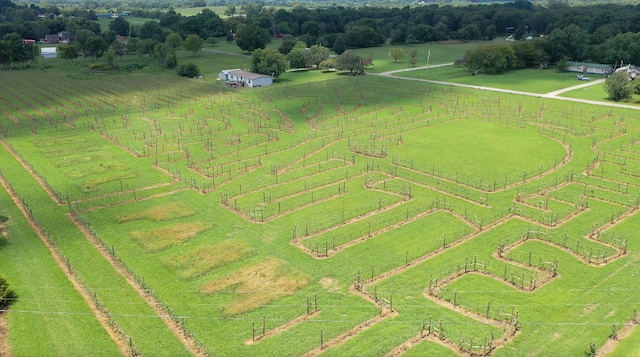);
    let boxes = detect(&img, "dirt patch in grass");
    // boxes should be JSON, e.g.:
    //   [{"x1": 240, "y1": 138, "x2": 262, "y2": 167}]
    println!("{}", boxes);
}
[
  {"x1": 583, "y1": 304, "x2": 597, "y2": 314},
  {"x1": 163, "y1": 239, "x2": 252, "y2": 280},
  {"x1": 131, "y1": 221, "x2": 213, "y2": 252},
  {"x1": 319, "y1": 277, "x2": 339, "y2": 292},
  {"x1": 0, "y1": 313, "x2": 8, "y2": 357},
  {"x1": 200, "y1": 258, "x2": 310, "y2": 315},
  {"x1": 117, "y1": 202, "x2": 195, "y2": 223}
]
